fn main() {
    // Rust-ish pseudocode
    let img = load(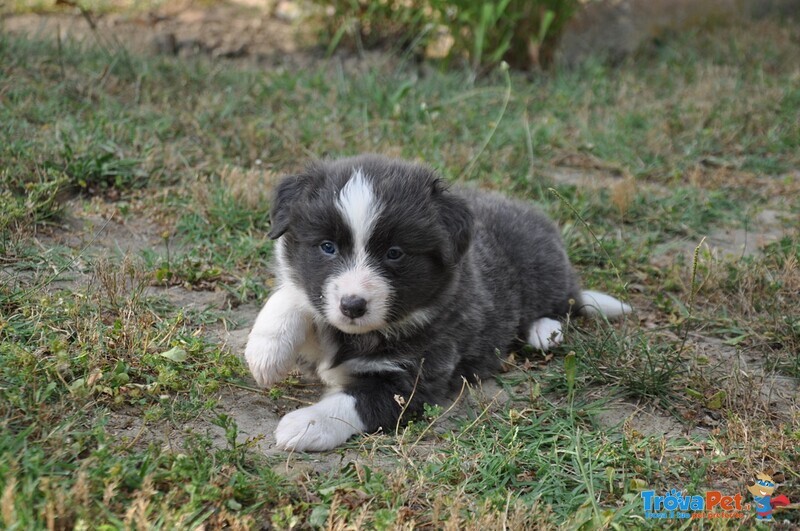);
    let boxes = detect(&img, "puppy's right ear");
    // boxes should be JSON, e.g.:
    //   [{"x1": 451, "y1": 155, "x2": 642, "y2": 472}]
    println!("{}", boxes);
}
[
  {"x1": 268, "y1": 175, "x2": 305, "y2": 239},
  {"x1": 433, "y1": 180, "x2": 474, "y2": 266}
]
